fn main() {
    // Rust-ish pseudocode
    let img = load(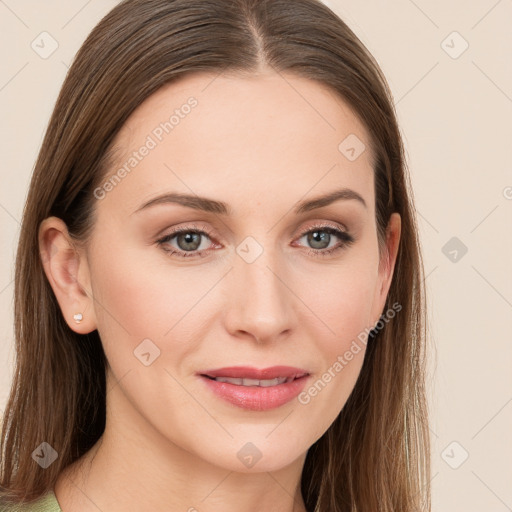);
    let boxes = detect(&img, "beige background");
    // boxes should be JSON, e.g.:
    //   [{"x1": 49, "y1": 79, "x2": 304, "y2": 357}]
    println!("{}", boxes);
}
[{"x1": 1, "y1": 1, "x2": 511, "y2": 510}]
